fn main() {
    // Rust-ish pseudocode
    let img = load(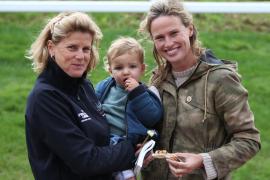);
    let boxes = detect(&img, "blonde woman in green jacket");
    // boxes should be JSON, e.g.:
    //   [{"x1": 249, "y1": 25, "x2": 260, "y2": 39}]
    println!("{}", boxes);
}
[{"x1": 139, "y1": 0, "x2": 260, "y2": 179}]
